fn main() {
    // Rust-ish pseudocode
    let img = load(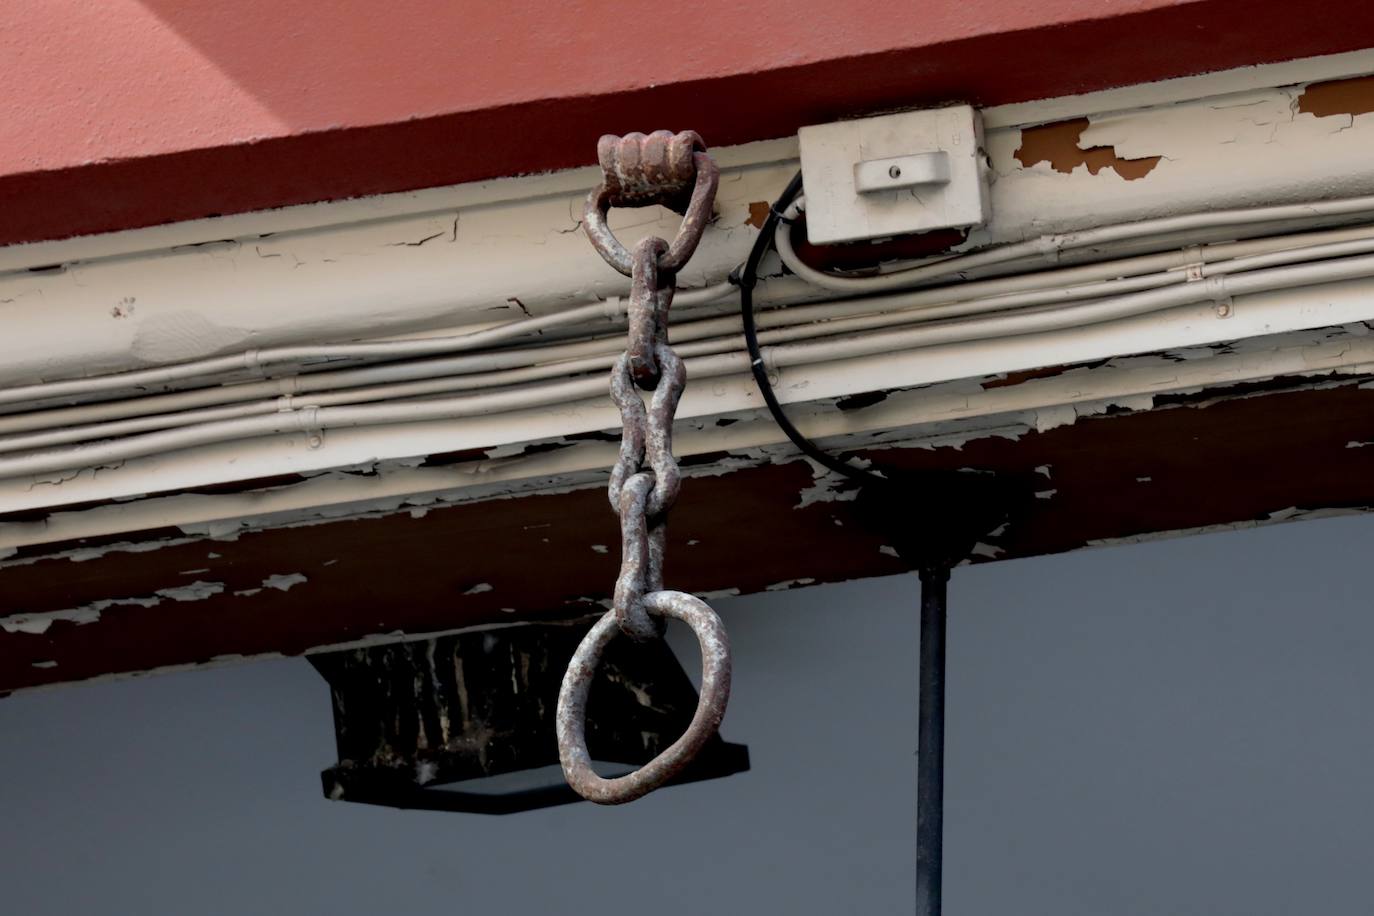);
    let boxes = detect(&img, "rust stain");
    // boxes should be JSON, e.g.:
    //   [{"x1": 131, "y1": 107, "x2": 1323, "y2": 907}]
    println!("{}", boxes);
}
[
  {"x1": 745, "y1": 201, "x2": 771, "y2": 229},
  {"x1": 1297, "y1": 74, "x2": 1374, "y2": 118},
  {"x1": 1015, "y1": 118, "x2": 1161, "y2": 181}
]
